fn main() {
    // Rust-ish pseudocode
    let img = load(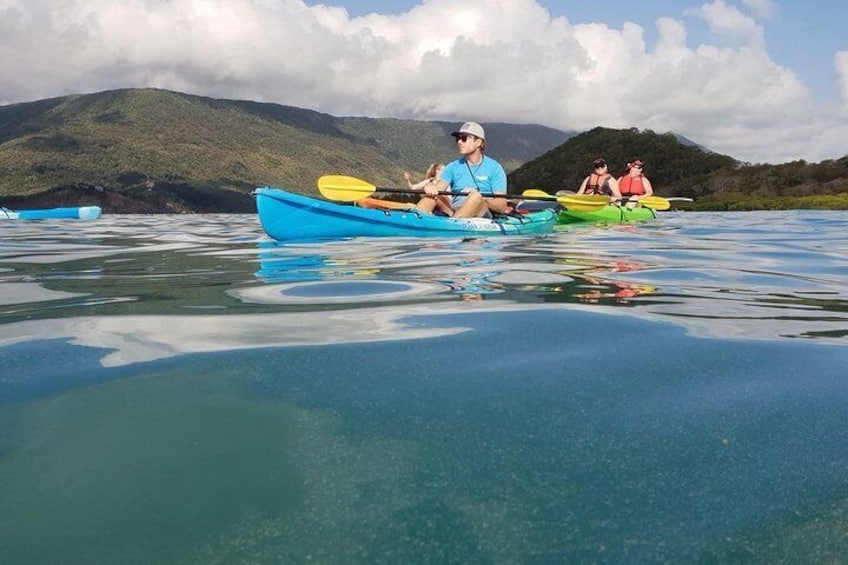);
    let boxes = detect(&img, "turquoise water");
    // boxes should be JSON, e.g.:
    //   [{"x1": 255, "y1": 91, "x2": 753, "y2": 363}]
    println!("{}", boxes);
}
[{"x1": 1, "y1": 211, "x2": 847, "y2": 563}]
